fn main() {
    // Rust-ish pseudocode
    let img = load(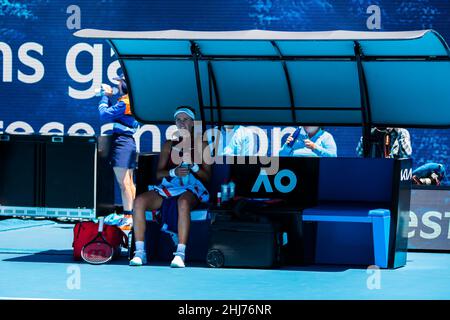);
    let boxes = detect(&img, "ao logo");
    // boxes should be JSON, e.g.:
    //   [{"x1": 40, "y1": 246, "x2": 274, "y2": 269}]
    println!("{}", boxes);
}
[
  {"x1": 400, "y1": 168, "x2": 412, "y2": 181},
  {"x1": 251, "y1": 169, "x2": 297, "y2": 193}
]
